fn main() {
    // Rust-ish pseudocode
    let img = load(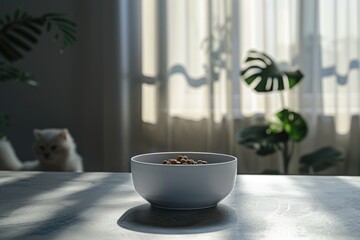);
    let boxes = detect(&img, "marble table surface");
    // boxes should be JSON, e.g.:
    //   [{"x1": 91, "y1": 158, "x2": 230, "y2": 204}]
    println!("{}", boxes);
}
[{"x1": 0, "y1": 171, "x2": 360, "y2": 240}]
